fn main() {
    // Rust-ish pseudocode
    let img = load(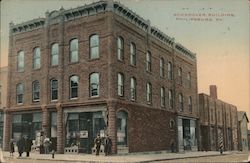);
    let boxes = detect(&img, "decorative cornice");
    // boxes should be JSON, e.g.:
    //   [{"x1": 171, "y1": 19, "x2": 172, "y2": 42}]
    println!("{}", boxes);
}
[{"x1": 10, "y1": 0, "x2": 196, "y2": 60}]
